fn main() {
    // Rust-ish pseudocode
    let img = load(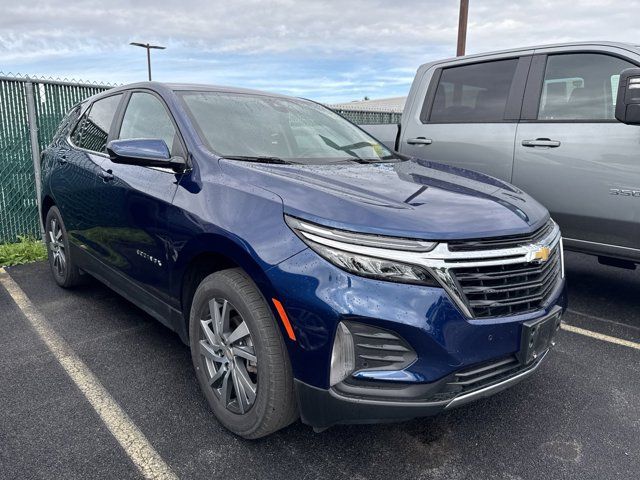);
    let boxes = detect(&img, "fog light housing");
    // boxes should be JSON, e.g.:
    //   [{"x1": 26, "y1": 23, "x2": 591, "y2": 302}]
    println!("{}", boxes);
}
[{"x1": 329, "y1": 322, "x2": 355, "y2": 386}]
